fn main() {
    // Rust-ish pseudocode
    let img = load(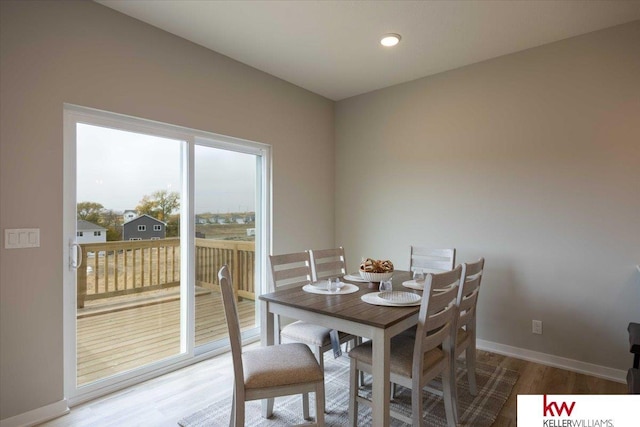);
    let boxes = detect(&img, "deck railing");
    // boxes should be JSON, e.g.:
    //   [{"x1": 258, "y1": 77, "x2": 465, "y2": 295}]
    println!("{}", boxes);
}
[{"x1": 77, "y1": 238, "x2": 255, "y2": 308}]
